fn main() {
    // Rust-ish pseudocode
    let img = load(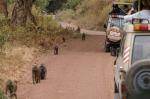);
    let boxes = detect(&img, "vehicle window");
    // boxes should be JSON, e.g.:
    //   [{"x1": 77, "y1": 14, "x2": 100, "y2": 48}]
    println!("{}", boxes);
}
[
  {"x1": 132, "y1": 36, "x2": 150, "y2": 64},
  {"x1": 110, "y1": 18, "x2": 124, "y2": 28}
]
